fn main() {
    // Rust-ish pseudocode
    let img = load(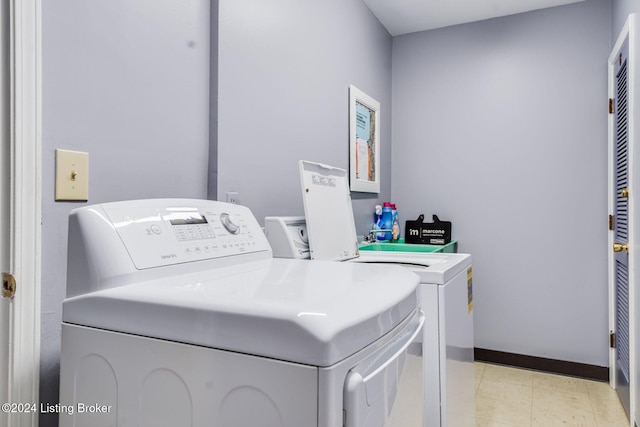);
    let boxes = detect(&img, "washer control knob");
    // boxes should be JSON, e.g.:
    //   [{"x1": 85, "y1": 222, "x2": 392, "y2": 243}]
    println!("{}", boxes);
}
[{"x1": 220, "y1": 213, "x2": 240, "y2": 235}]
